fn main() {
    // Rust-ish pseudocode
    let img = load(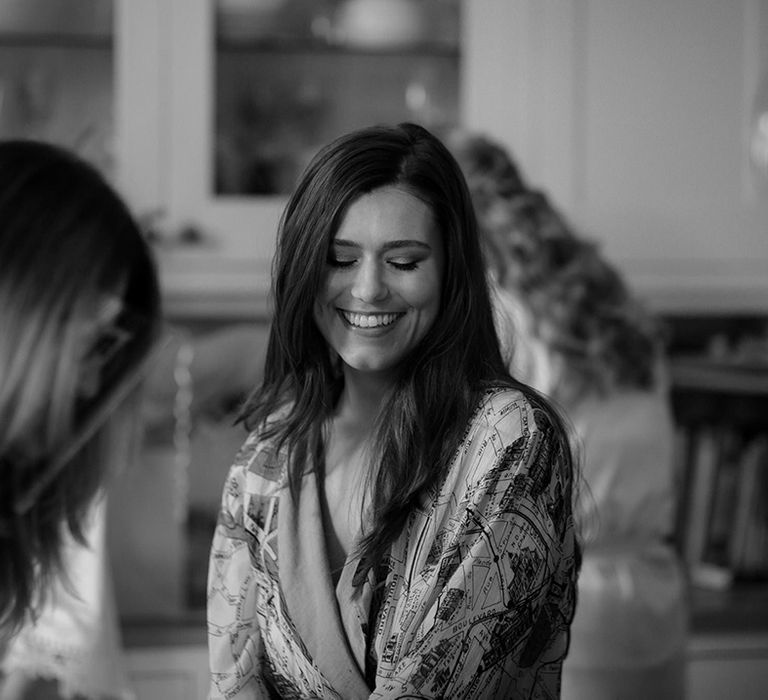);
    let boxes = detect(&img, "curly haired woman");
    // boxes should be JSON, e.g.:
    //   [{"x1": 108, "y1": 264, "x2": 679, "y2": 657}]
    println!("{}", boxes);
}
[{"x1": 450, "y1": 131, "x2": 688, "y2": 700}]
